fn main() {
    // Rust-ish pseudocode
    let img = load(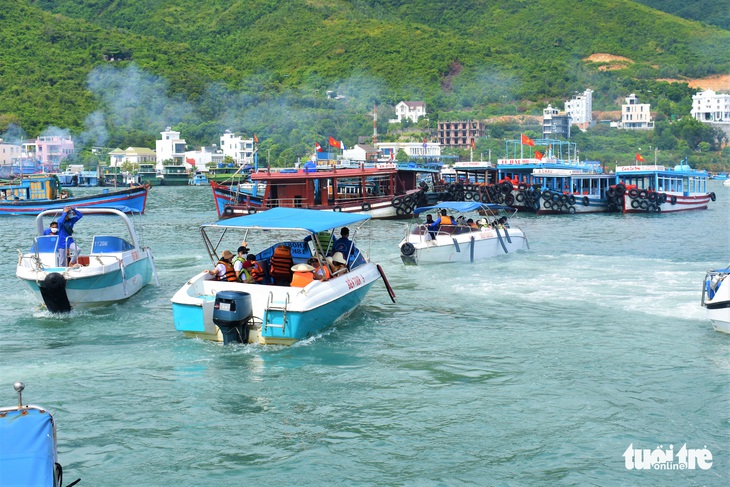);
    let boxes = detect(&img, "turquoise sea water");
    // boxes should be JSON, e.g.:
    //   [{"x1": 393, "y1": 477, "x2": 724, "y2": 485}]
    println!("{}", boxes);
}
[{"x1": 1, "y1": 183, "x2": 728, "y2": 486}]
